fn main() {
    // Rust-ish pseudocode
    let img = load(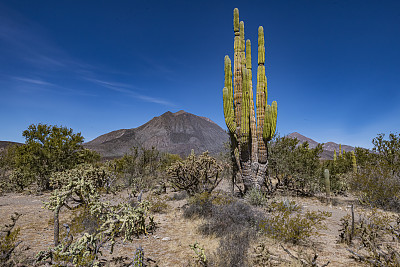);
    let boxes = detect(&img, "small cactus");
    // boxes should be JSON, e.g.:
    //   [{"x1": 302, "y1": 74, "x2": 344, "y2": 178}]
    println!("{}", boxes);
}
[
  {"x1": 324, "y1": 169, "x2": 331, "y2": 201},
  {"x1": 351, "y1": 151, "x2": 357, "y2": 174}
]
